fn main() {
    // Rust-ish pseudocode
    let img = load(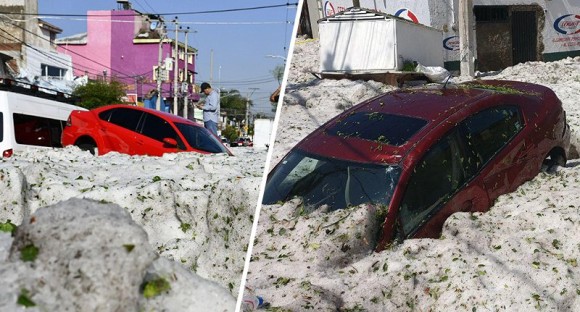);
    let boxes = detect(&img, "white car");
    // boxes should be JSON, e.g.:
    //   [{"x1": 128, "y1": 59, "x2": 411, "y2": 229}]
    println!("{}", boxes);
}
[{"x1": 0, "y1": 80, "x2": 86, "y2": 157}]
